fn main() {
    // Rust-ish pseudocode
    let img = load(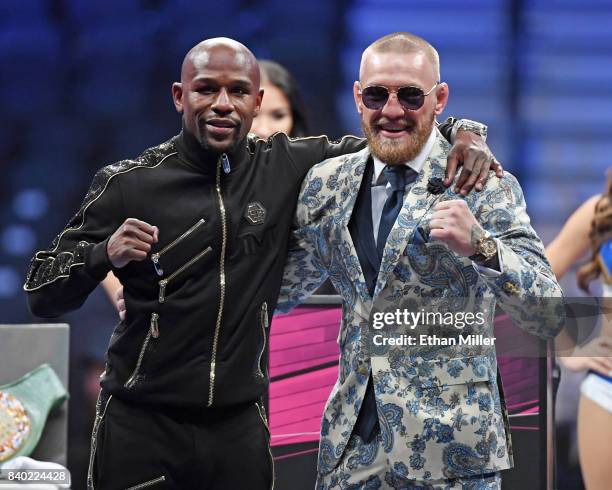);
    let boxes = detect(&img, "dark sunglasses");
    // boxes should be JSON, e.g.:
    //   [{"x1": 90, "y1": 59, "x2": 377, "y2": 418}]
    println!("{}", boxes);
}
[{"x1": 359, "y1": 82, "x2": 440, "y2": 111}]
